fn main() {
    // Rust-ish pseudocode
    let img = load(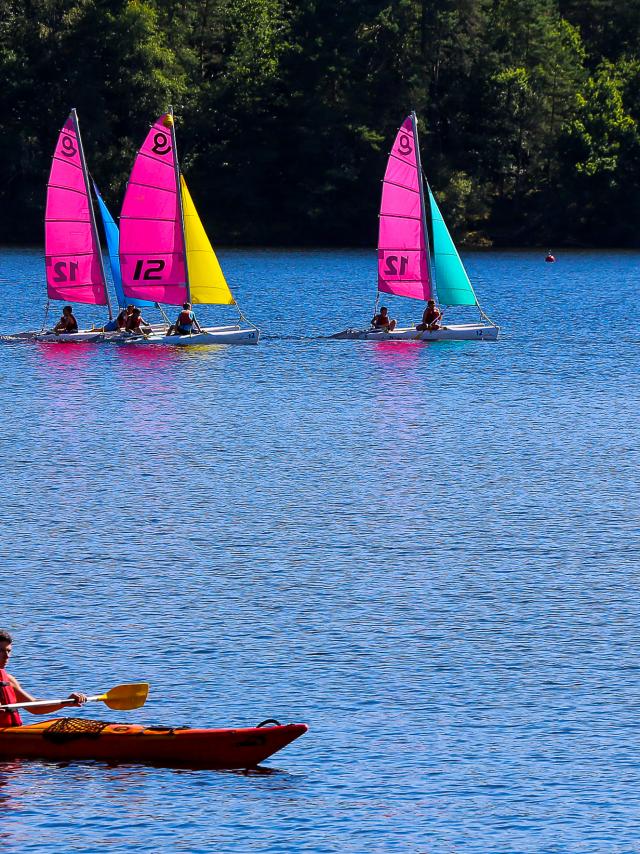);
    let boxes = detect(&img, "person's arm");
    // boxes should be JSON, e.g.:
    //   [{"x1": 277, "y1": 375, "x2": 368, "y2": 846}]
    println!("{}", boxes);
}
[
  {"x1": 193, "y1": 314, "x2": 203, "y2": 332},
  {"x1": 8, "y1": 674, "x2": 87, "y2": 716}
]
